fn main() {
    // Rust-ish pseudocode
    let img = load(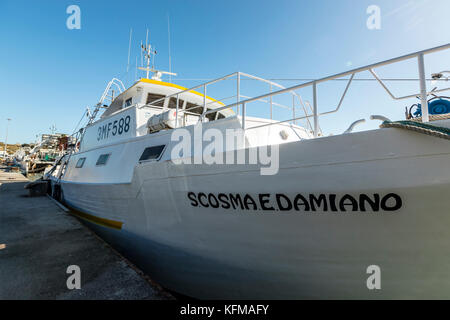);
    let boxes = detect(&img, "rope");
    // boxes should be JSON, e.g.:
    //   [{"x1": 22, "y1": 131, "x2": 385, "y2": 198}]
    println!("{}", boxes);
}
[
  {"x1": 72, "y1": 109, "x2": 88, "y2": 135},
  {"x1": 381, "y1": 120, "x2": 450, "y2": 140},
  {"x1": 409, "y1": 113, "x2": 450, "y2": 122}
]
